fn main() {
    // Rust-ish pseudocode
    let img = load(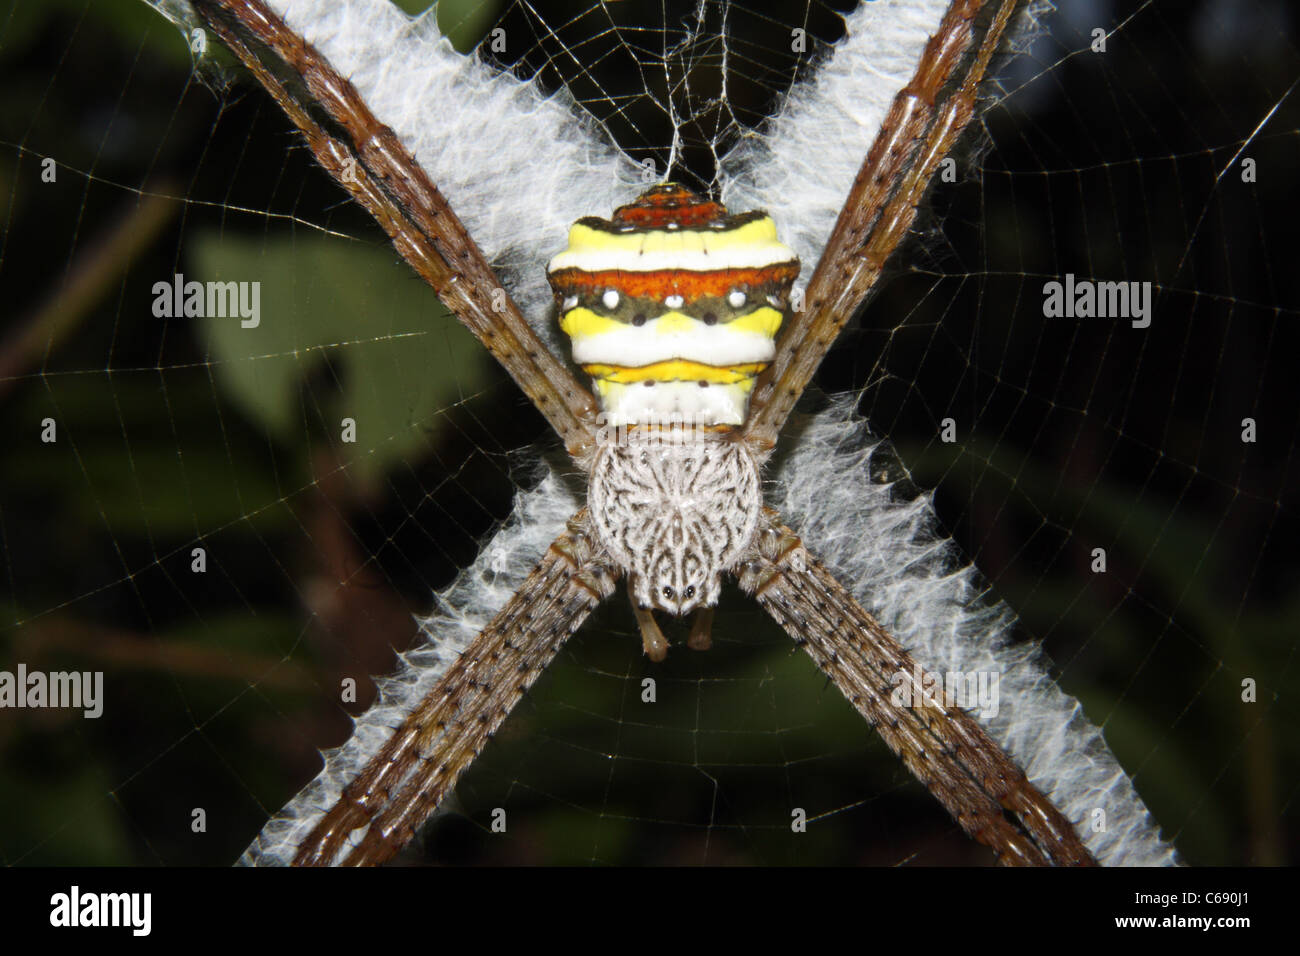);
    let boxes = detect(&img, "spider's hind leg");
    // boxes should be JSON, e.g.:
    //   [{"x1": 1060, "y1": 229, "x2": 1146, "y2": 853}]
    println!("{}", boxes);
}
[{"x1": 629, "y1": 581, "x2": 670, "y2": 662}]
